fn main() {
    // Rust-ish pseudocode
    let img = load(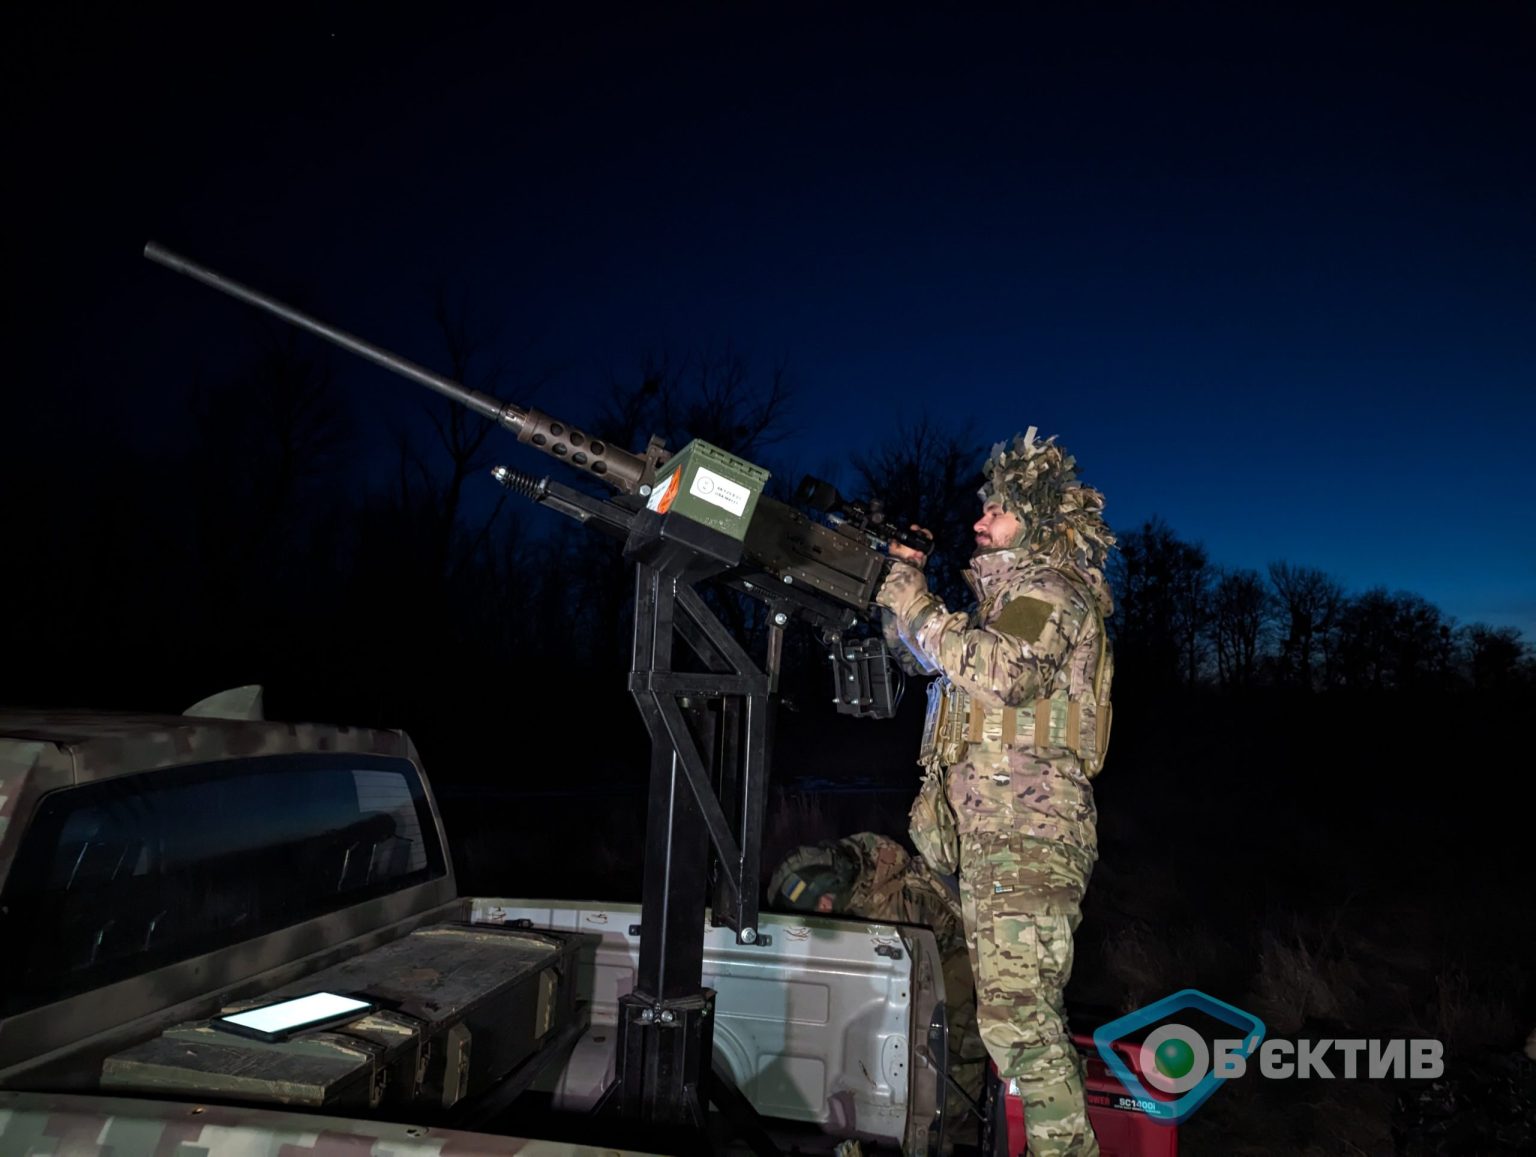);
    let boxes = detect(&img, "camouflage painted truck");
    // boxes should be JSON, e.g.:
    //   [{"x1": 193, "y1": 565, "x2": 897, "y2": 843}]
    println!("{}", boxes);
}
[{"x1": 0, "y1": 690, "x2": 953, "y2": 1156}]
